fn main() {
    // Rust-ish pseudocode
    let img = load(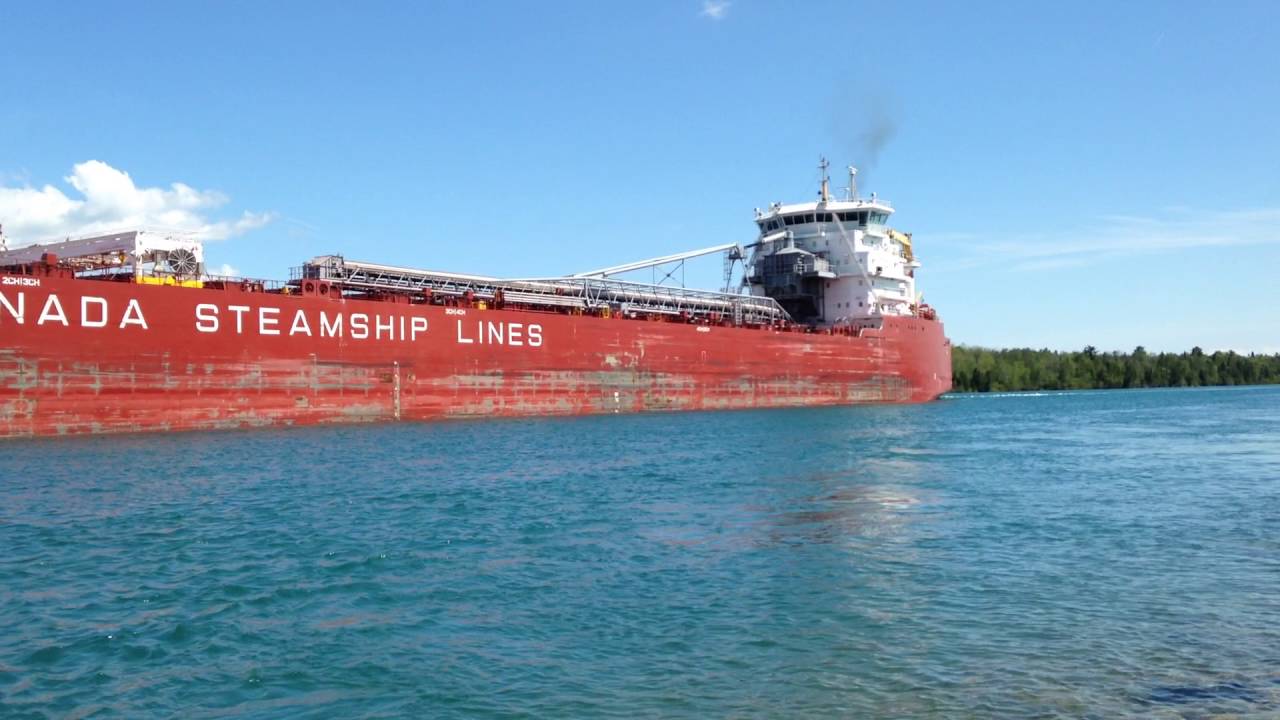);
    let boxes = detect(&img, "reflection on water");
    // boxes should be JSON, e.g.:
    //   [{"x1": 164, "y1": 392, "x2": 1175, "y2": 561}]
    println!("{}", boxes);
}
[{"x1": 756, "y1": 482, "x2": 928, "y2": 547}]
